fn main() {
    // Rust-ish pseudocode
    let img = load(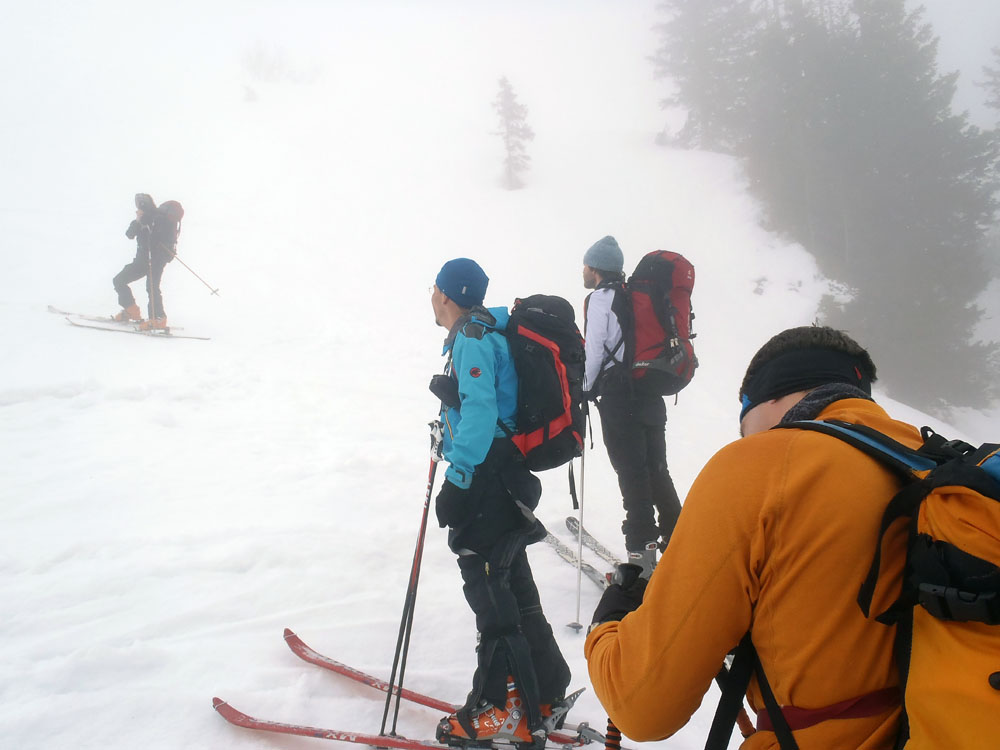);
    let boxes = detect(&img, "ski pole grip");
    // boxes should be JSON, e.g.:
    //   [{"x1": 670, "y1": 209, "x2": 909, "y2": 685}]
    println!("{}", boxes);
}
[
  {"x1": 611, "y1": 563, "x2": 643, "y2": 589},
  {"x1": 428, "y1": 420, "x2": 445, "y2": 462},
  {"x1": 605, "y1": 718, "x2": 621, "y2": 750}
]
